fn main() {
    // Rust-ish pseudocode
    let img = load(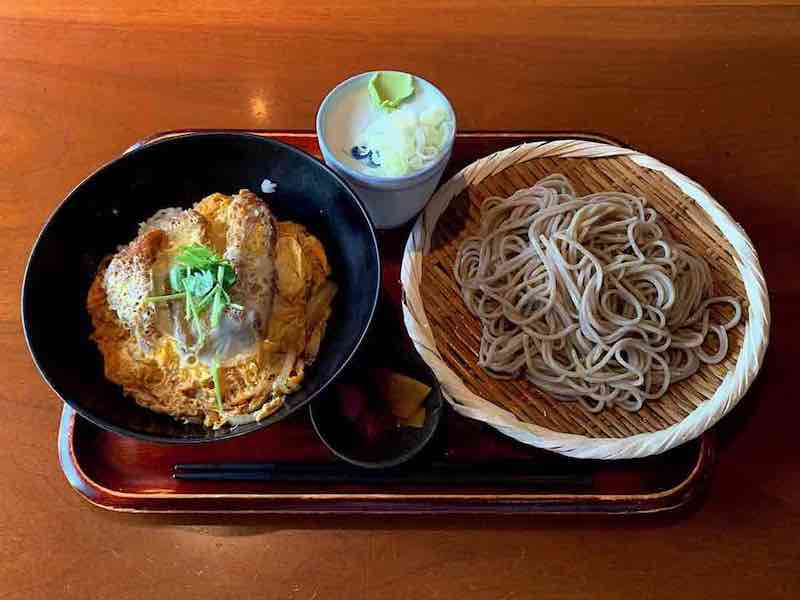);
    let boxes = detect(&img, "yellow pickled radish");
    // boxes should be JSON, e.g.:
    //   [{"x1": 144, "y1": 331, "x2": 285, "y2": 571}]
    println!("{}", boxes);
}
[
  {"x1": 401, "y1": 405, "x2": 427, "y2": 429},
  {"x1": 374, "y1": 368, "x2": 431, "y2": 419}
]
